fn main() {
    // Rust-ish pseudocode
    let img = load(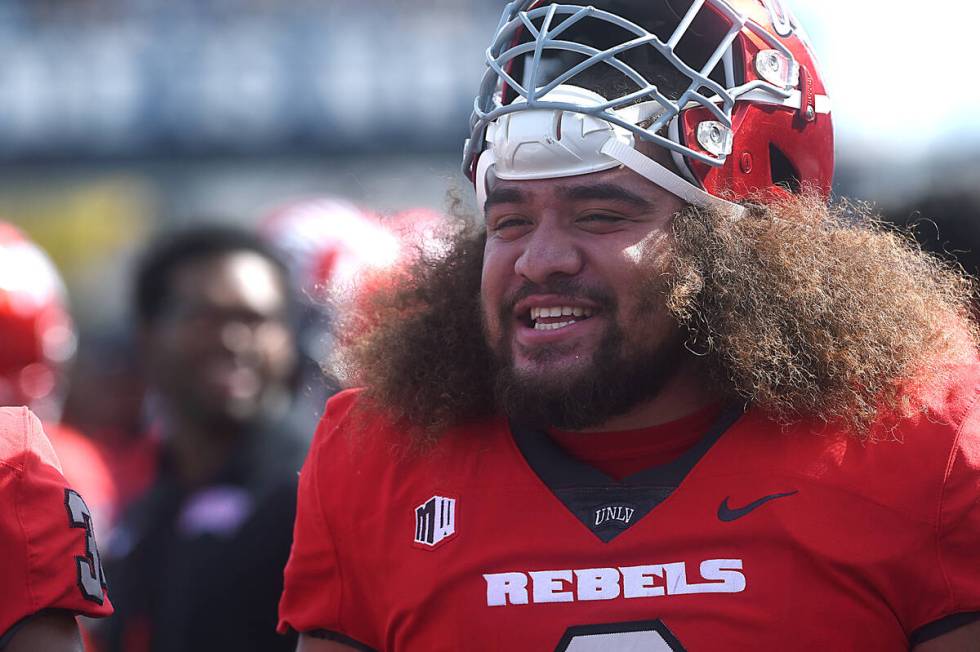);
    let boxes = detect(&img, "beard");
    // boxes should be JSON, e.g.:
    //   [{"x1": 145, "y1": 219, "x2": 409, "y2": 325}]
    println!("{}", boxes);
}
[{"x1": 487, "y1": 277, "x2": 685, "y2": 430}]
